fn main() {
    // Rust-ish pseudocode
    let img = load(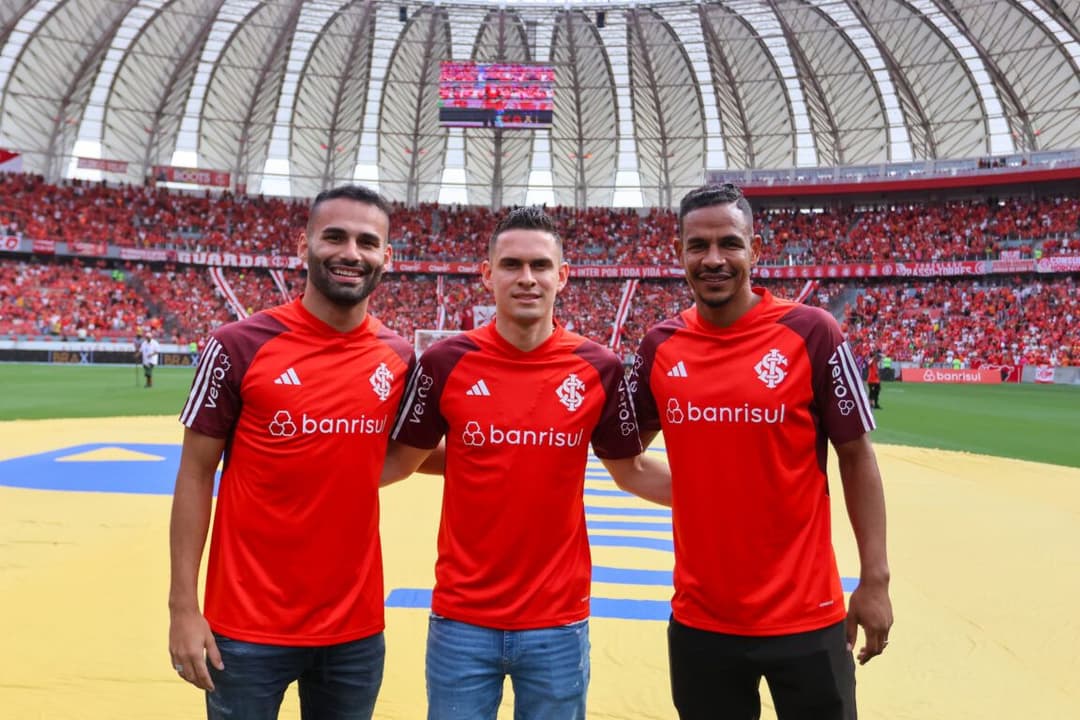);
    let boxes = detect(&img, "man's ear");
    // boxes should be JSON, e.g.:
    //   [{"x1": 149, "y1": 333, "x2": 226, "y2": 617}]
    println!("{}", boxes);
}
[
  {"x1": 297, "y1": 229, "x2": 308, "y2": 264},
  {"x1": 480, "y1": 259, "x2": 493, "y2": 291},
  {"x1": 556, "y1": 262, "x2": 569, "y2": 292}
]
